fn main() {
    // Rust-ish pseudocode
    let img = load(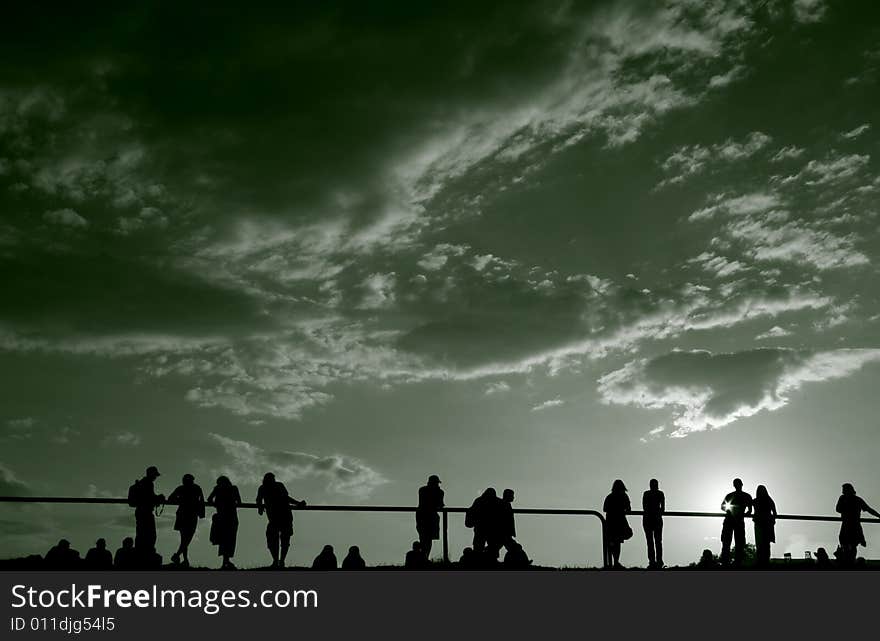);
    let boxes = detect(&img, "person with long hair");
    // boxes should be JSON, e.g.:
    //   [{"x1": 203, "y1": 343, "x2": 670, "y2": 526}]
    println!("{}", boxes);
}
[
  {"x1": 836, "y1": 483, "x2": 880, "y2": 566},
  {"x1": 207, "y1": 475, "x2": 242, "y2": 570},
  {"x1": 752, "y1": 485, "x2": 777, "y2": 567},
  {"x1": 603, "y1": 479, "x2": 632, "y2": 569}
]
